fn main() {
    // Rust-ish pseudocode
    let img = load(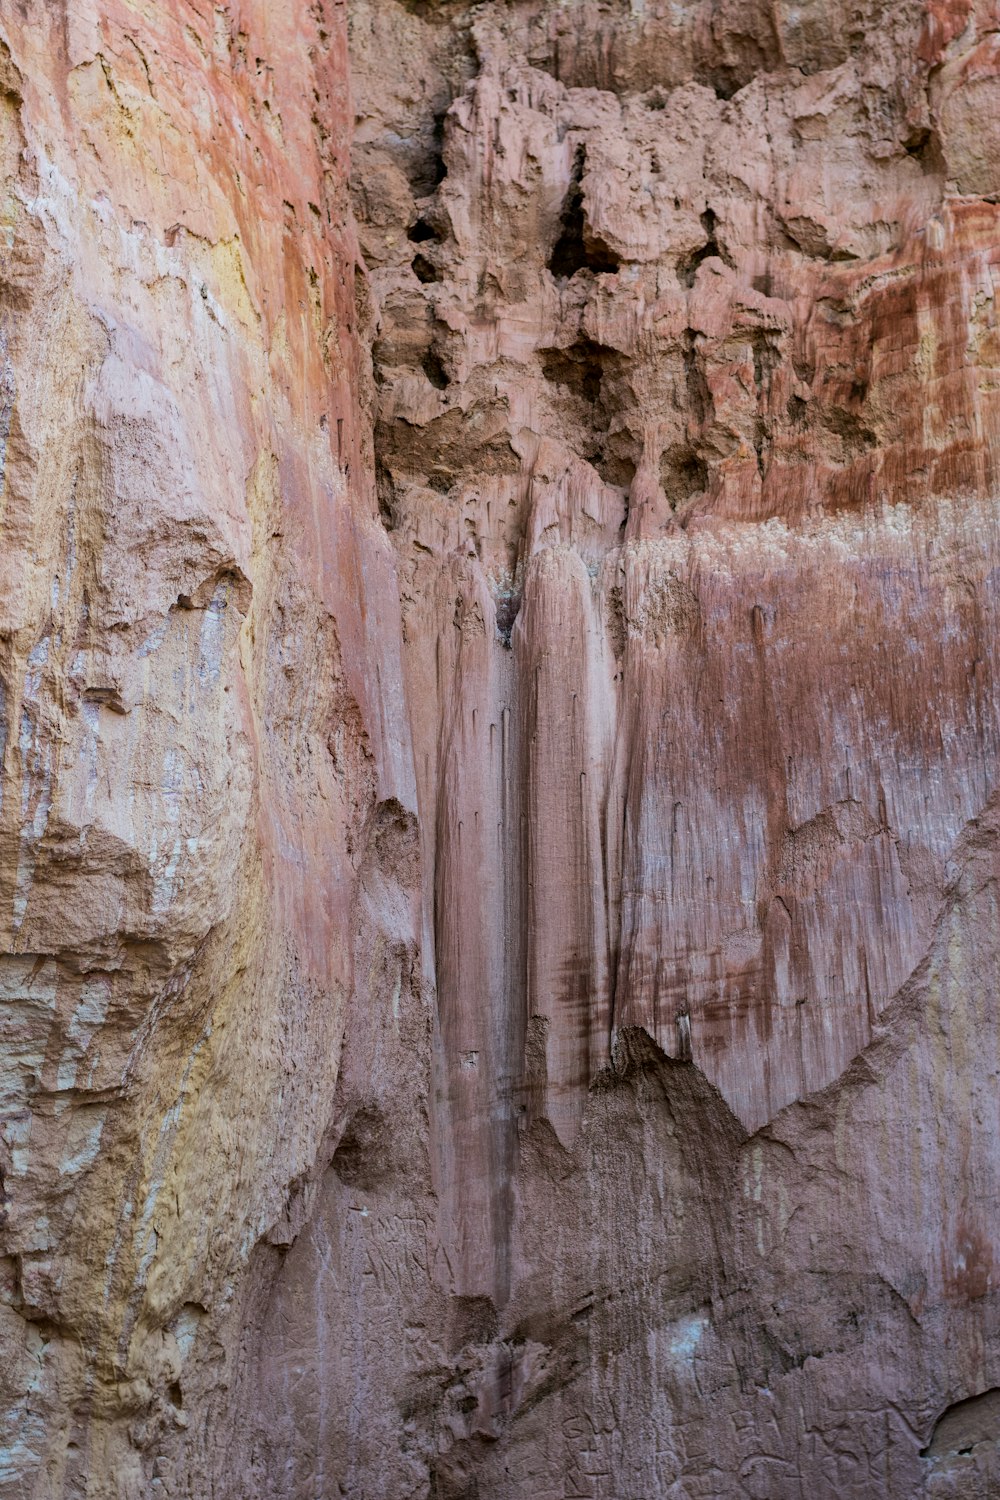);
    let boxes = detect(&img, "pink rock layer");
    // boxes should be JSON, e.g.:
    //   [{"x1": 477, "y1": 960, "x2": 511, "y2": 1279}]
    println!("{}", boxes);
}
[{"x1": 0, "y1": 1, "x2": 999, "y2": 1496}]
